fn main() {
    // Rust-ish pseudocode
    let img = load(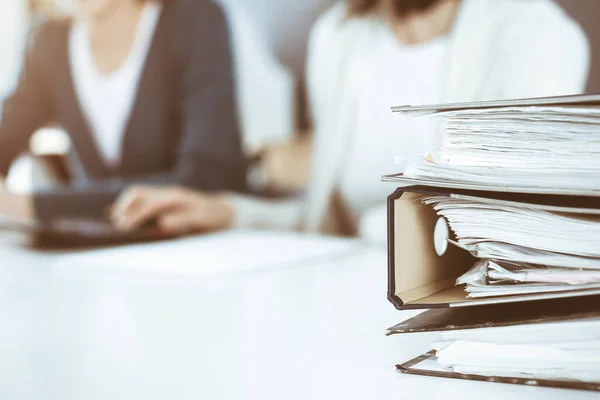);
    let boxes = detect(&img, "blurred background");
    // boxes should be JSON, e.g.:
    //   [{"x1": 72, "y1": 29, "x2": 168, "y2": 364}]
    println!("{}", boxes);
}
[
  {"x1": 5, "y1": 0, "x2": 597, "y2": 126},
  {"x1": 1, "y1": 0, "x2": 599, "y2": 191}
]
